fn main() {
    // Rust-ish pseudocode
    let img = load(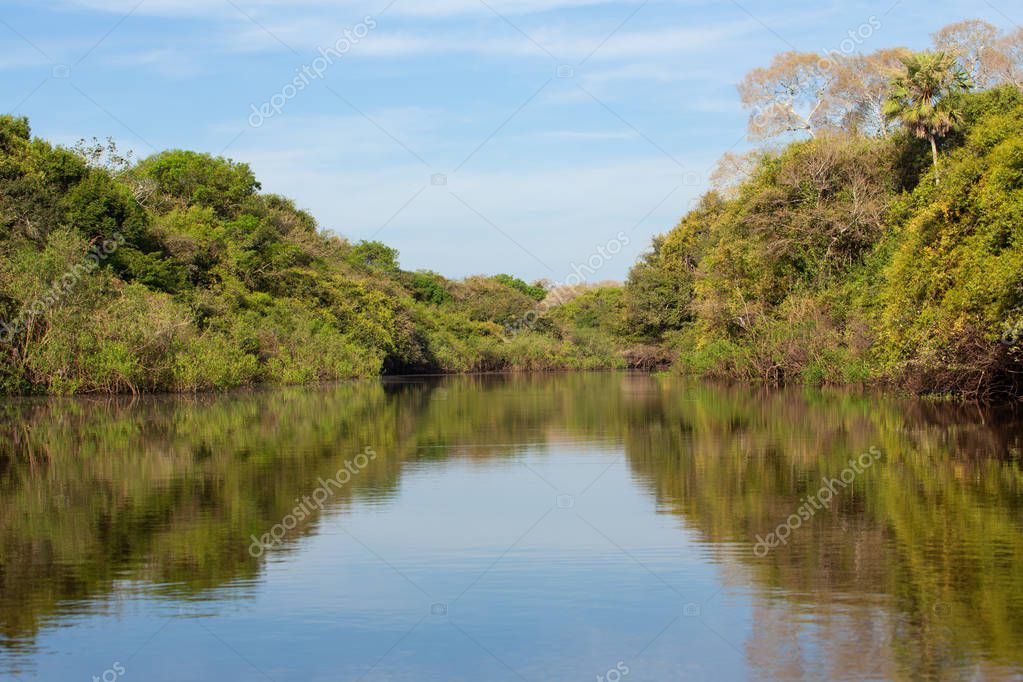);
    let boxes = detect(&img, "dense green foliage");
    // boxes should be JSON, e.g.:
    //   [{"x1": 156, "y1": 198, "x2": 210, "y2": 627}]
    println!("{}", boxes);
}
[
  {"x1": 491, "y1": 273, "x2": 547, "y2": 301},
  {"x1": 2, "y1": 39, "x2": 1022, "y2": 399},
  {"x1": 0, "y1": 118, "x2": 623, "y2": 394},
  {"x1": 604, "y1": 86, "x2": 1023, "y2": 398}
]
